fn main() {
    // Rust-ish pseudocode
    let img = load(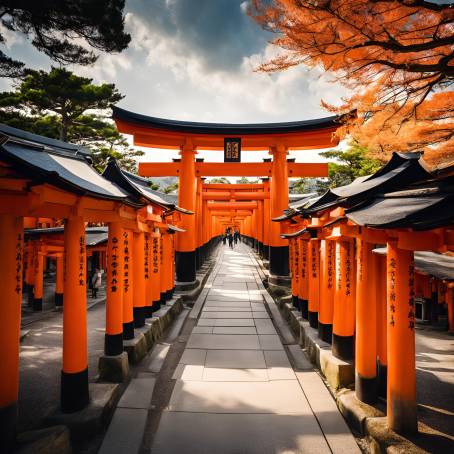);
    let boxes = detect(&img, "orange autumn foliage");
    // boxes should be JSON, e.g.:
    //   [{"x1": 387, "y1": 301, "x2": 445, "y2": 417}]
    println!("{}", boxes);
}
[{"x1": 251, "y1": 0, "x2": 454, "y2": 166}]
